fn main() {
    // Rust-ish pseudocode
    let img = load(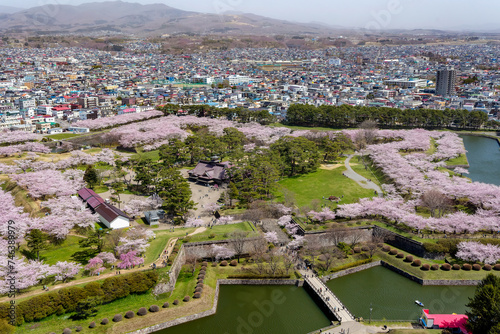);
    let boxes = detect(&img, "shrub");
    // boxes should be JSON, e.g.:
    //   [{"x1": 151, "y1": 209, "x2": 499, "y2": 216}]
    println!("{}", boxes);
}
[
  {"x1": 472, "y1": 264, "x2": 481, "y2": 271},
  {"x1": 198, "y1": 274, "x2": 205, "y2": 280},
  {"x1": 125, "y1": 311, "x2": 135, "y2": 319},
  {"x1": 421, "y1": 264, "x2": 430, "y2": 271},
  {"x1": 389, "y1": 249, "x2": 398, "y2": 256},
  {"x1": 412, "y1": 259, "x2": 421, "y2": 267},
  {"x1": 197, "y1": 283, "x2": 204, "y2": 288},
  {"x1": 484, "y1": 264, "x2": 492, "y2": 271},
  {"x1": 89, "y1": 321, "x2": 96, "y2": 328},
  {"x1": 199, "y1": 269, "x2": 206, "y2": 275},
  {"x1": 162, "y1": 302, "x2": 169, "y2": 308},
  {"x1": 202, "y1": 261, "x2": 208, "y2": 266},
  {"x1": 353, "y1": 247, "x2": 361, "y2": 253},
  {"x1": 404, "y1": 255, "x2": 413, "y2": 263},
  {"x1": 149, "y1": 305, "x2": 160, "y2": 313},
  {"x1": 173, "y1": 300, "x2": 179, "y2": 305},
  {"x1": 462, "y1": 264, "x2": 472, "y2": 271},
  {"x1": 113, "y1": 314, "x2": 122, "y2": 322},
  {"x1": 209, "y1": 232, "x2": 216, "y2": 239},
  {"x1": 137, "y1": 307, "x2": 148, "y2": 316},
  {"x1": 431, "y1": 264, "x2": 439, "y2": 271},
  {"x1": 361, "y1": 246, "x2": 369, "y2": 252},
  {"x1": 494, "y1": 264, "x2": 500, "y2": 271},
  {"x1": 201, "y1": 266, "x2": 207, "y2": 271},
  {"x1": 220, "y1": 261, "x2": 228, "y2": 266},
  {"x1": 329, "y1": 258, "x2": 373, "y2": 273},
  {"x1": 230, "y1": 260, "x2": 237, "y2": 266},
  {"x1": 193, "y1": 292, "x2": 201, "y2": 298},
  {"x1": 183, "y1": 296, "x2": 190, "y2": 302},
  {"x1": 63, "y1": 329, "x2": 71, "y2": 334},
  {"x1": 441, "y1": 263, "x2": 451, "y2": 271},
  {"x1": 198, "y1": 278, "x2": 204, "y2": 283},
  {"x1": 76, "y1": 326, "x2": 82, "y2": 332},
  {"x1": 396, "y1": 253, "x2": 404, "y2": 259},
  {"x1": 101, "y1": 318, "x2": 109, "y2": 325},
  {"x1": 195, "y1": 287, "x2": 203, "y2": 293},
  {"x1": 452, "y1": 264, "x2": 461, "y2": 270},
  {"x1": 382, "y1": 245, "x2": 390, "y2": 252}
]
